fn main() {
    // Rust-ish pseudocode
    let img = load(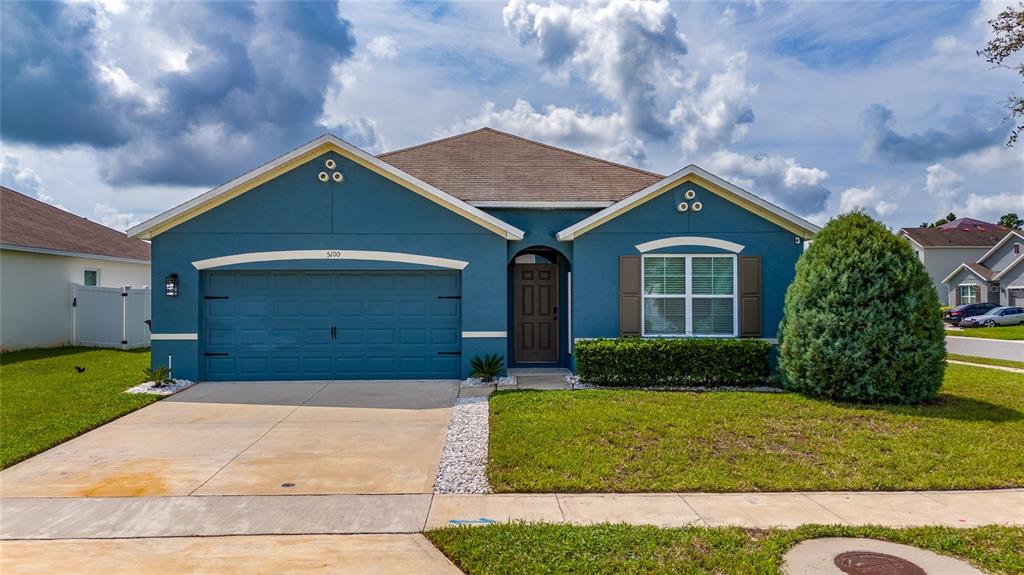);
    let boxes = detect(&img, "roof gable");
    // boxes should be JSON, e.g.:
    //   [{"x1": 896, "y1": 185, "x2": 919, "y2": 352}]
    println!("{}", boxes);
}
[
  {"x1": 1, "y1": 187, "x2": 150, "y2": 261},
  {"x1": 942, "y1": 262, "x2": 993, "y2": 284},
  {"x1": 378, "y1": 127, "x2": 662, "y2": 204},
  {"x1": 977, "y1": 229, "x2": 1024, "y2": 266},
  {"x1": 128, "y1": 134, "x2": 525, "y2": 240},
  {"x1": 556, "y1": 165, "x2": 820, "y2": 241}
]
